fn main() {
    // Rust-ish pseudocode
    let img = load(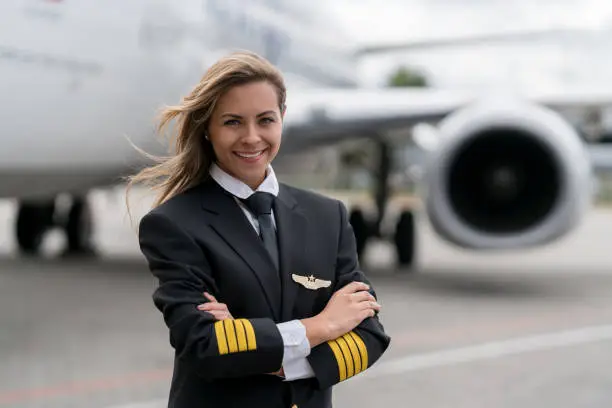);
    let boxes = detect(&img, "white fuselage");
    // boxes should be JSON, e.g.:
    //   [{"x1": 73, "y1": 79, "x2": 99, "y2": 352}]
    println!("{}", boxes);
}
[
  {"x1": 0, "y1": 0, "x2": 182, "y2": 198},
  {"x1": 0, "y1": 0, "x2": 355, "y2": 199}
]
